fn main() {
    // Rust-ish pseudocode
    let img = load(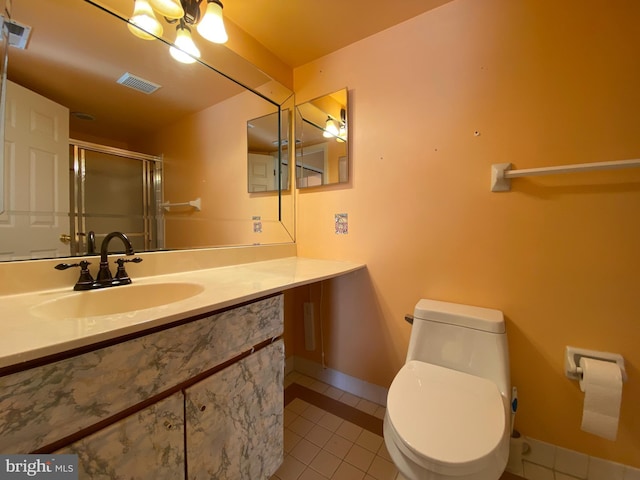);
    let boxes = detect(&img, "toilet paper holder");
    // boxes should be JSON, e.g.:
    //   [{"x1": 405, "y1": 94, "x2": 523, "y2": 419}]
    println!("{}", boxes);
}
[{"x1": 565, "y1": 346, "x2": 627, "y2": 382}]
